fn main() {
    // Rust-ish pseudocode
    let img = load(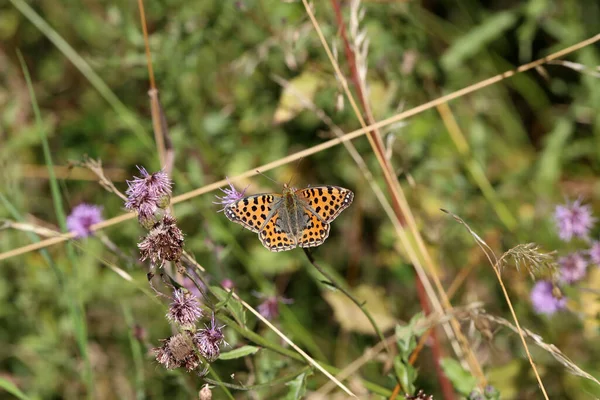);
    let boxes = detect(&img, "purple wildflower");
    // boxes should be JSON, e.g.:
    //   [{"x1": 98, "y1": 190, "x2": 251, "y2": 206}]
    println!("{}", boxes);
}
[
  {"x1": 66, "y1": 203, "x2": 103, "y2": 238},
  {"x1": 125, "y1": 166, "x2": 172, "y2": 227},
  {"x1": 530, "y1": 281, "x2": 566, "y2": 315},
  {"x1": 194, "y1": 314, "x2": 227, "y2": 362},
  {"x1": 558, "y1": 253, "x2": 588, "y2": 283},
  {"x1": 138, "y1": 214, "x2": 184, "y2": 266},
  {"x1": 153, "y1": 333, "x2": 201, "y2": 371},
  {"x1": 167, "y1": 289, "x2": 202, "y2": 328},
  {"x1": 589, "y1": 241, "x2": 600, "y2": 265},
  {"x1": 554, "y1": 199, "x2": 595, "y2": 241},
  {"x1": 257, "y1": 296, "x2": 293, "y2": 321},
  {"x1": 213, "y1": 177, "x2": 248, "y2": 211},
  {"x1": 221, "y1": 279, "x2": 235, "y2": 290}
]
